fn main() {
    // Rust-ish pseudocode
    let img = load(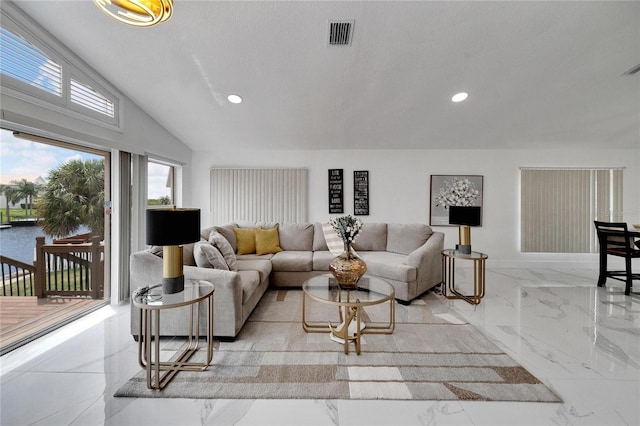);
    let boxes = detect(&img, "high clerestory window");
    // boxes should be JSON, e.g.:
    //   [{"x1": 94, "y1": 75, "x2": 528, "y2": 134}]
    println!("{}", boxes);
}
[
  {"x1": 70, "y1": 78, "x2": 115, "y2": 118},
  {"x1": 0, "y1": 27, "x2": 62, "y2": 97},
  {"x1": 0, "y1": 16, "x2": 119, "y2": 127}
]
